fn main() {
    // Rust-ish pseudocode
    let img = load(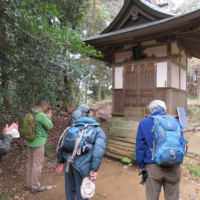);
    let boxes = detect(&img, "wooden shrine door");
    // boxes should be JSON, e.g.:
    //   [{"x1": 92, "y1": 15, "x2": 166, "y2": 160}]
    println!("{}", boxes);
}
[{"x1": 124, "y1": 63, "x2": 156, "y2": 114}]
